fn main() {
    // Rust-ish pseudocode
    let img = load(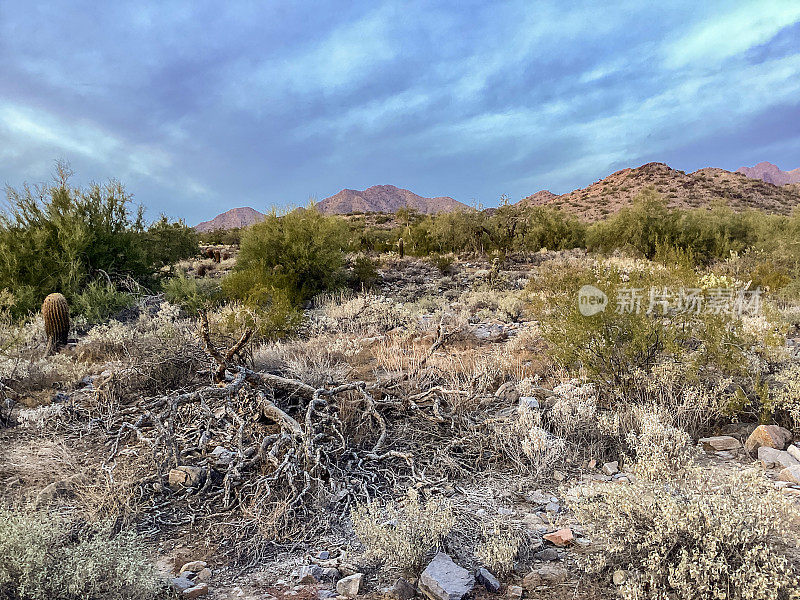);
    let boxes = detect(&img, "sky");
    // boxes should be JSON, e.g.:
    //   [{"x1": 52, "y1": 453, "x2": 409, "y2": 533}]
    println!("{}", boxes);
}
[{"x1": 1, "y1": 1, "x2": 799, "y2": 224}]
